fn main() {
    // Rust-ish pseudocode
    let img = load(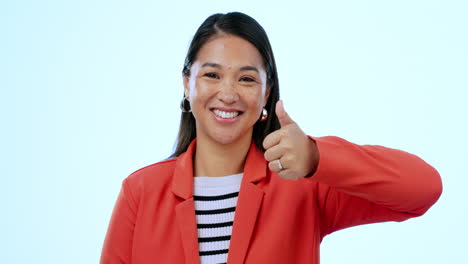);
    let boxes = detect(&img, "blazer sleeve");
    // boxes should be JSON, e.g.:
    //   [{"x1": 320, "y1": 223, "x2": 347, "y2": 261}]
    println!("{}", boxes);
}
[
  {"x1": 100, "y1": 178, "x2": 138, "y2": 264},
  {"x1": 305, "y1": 136, "x2": 443, "y2": 238}
]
